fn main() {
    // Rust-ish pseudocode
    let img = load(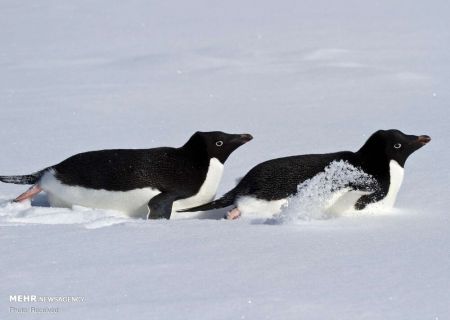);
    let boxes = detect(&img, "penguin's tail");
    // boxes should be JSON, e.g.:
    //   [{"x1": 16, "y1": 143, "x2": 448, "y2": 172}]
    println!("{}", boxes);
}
[
  {"x1": 178, "y1": 189, "x2": 238, "y2": 212},
  {"x1": 0, "y1": 171, "x2": 45, "y2": 185}
]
